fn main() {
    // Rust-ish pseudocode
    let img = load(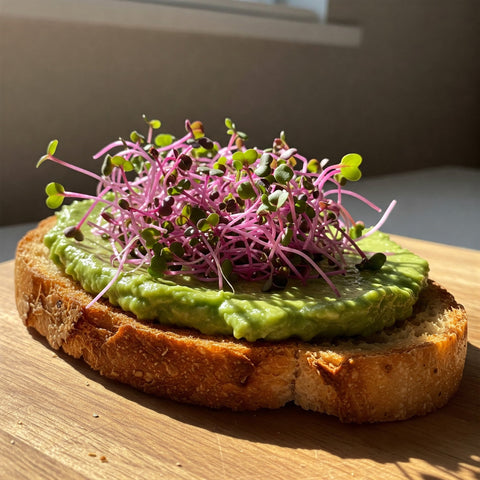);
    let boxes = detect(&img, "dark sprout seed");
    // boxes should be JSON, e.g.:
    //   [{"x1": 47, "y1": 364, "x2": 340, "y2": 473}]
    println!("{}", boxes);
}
[
  {"x1": 74, "y1": 230, "x2": 84, "y2": 241},
  {"x1": 64, "y1": 226, "x2": 78, "y2": 238},
  {"x1": 101, "y1": 212, "x2": 115, "y2": 224},
  {"x1": 164, "y1": 196, "x2": 174, "y2": 207},
  {"x1": 184, "y1": 226, "x2": 196, "y2": 237},
  {"x1": 189, "y1": 237, "x2": 200, "y2": 247},
  {"x1": 166, "y1": 173, "x2": 177, "y2": 186},
  {"x1": 148, "y1": 147, "x2": 159, "y2": 159},
  {"x1": 209, "y1": 191, "x2": 220, "y2": 201},
  {"x1": 178, "y1": 154, "x2": 192, "y2": 170},
  {"x1": 198, "y1": 137, "x2": 214, "y2": 150},
  {"x1": 226, "y1": 199, "x2": 237, "y2": 213},
  {"x1": 118, "y1": 199, "x2": 130, "y2": 210},
  {"x1": 158, "y1": 205, "x2": 173, "y2": 216}
]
